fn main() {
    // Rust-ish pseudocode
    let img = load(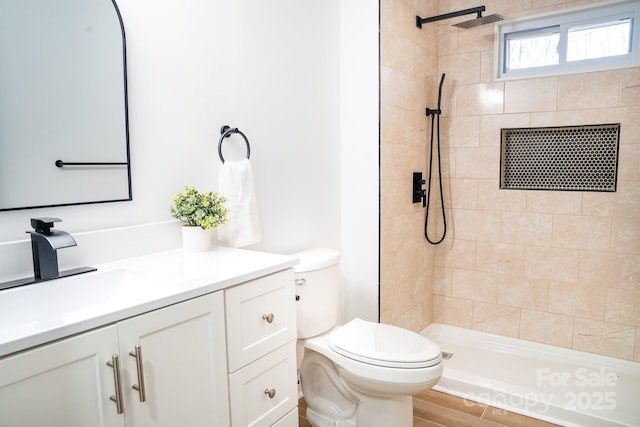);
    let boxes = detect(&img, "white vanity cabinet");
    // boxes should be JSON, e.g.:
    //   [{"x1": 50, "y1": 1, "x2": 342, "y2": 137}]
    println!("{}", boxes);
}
[
  {"x1": 118, "y1": 291, "x2": 229, "y2": 427},
  {"x1": 0, "y1": 291, "x2": 230, "y2": 427},
  {"x1": 225, "y1": 269, "x2": 299, "y2": 427},
  {"x1": 0, "y1": 325, "x2": 123, "y2": 427},
  {"x1": 0, "y1": 263, "x2": 299, "y2": 427}
]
